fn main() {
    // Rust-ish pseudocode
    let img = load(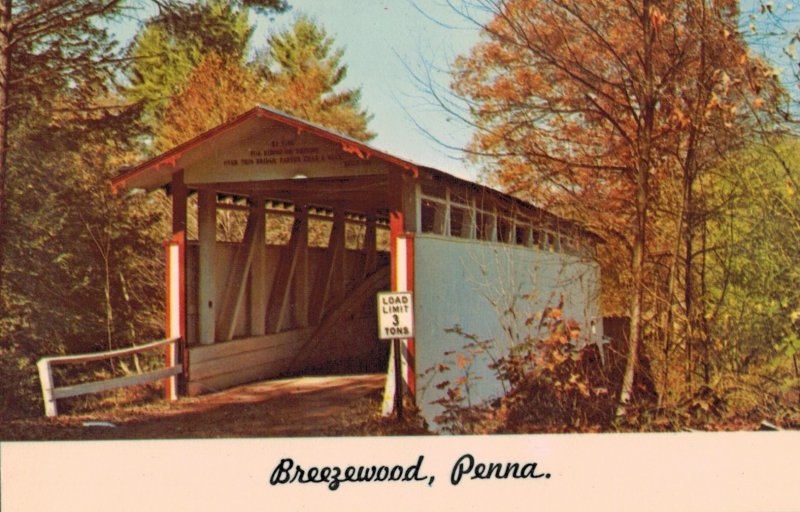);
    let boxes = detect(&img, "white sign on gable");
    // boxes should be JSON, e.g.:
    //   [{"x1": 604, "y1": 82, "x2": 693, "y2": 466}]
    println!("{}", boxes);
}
[
  {"x1": 377, "y1": 292, "x2": 414, "y2": 340},
  {"x1": 183, "y1": 118, "x2": 389, "y2": 184}
]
